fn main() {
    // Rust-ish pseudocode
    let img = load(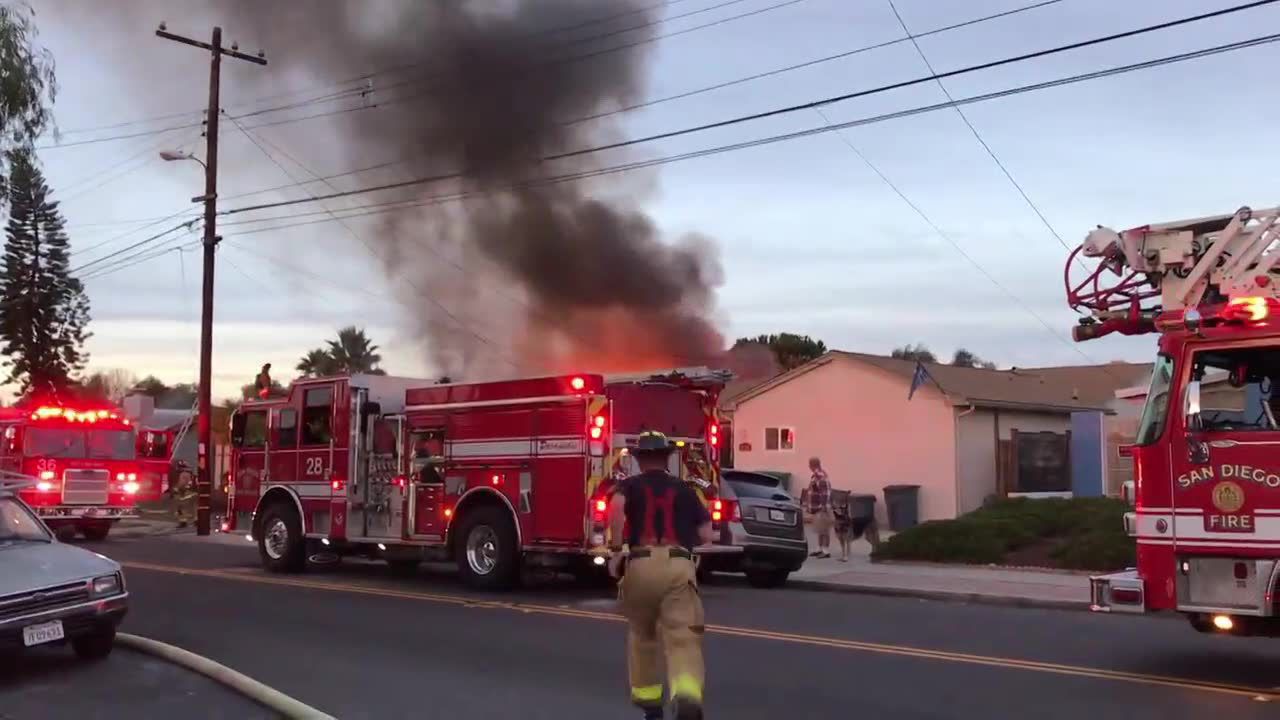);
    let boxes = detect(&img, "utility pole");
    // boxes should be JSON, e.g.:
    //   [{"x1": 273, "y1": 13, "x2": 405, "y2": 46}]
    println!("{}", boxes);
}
[{"x1": 157, "y1": 23, "x2": 266, "y2": 536}]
